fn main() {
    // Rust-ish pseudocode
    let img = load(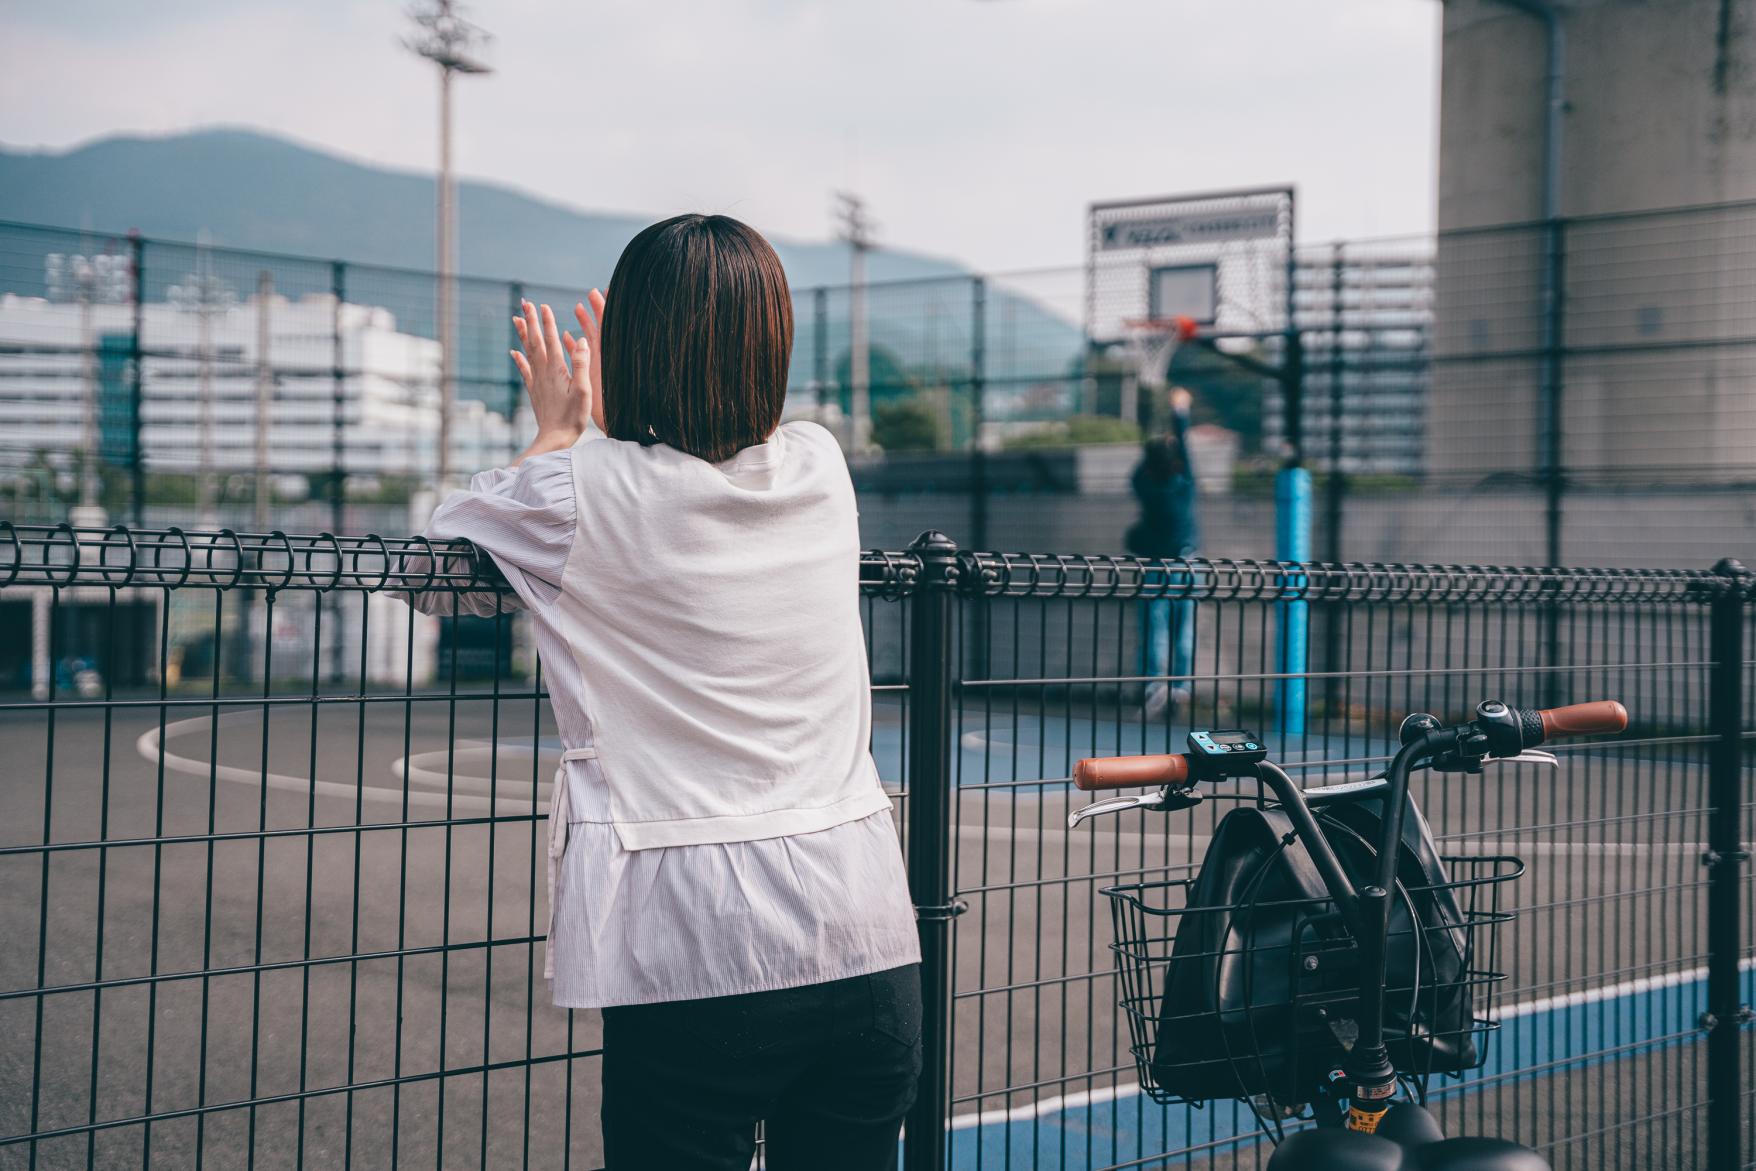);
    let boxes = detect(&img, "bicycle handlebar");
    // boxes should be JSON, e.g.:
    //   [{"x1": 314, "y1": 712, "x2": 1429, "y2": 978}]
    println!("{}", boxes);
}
[
  {"x1": 1071, "y1": 699, "x2": 1628, "y2": 792},
  {"x1": 1073, "y1": 753, "x2": 1191, "y2": 791},
  {"x1": 1532, "y1": 700, "x2": 1629, "y2": 743}
]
